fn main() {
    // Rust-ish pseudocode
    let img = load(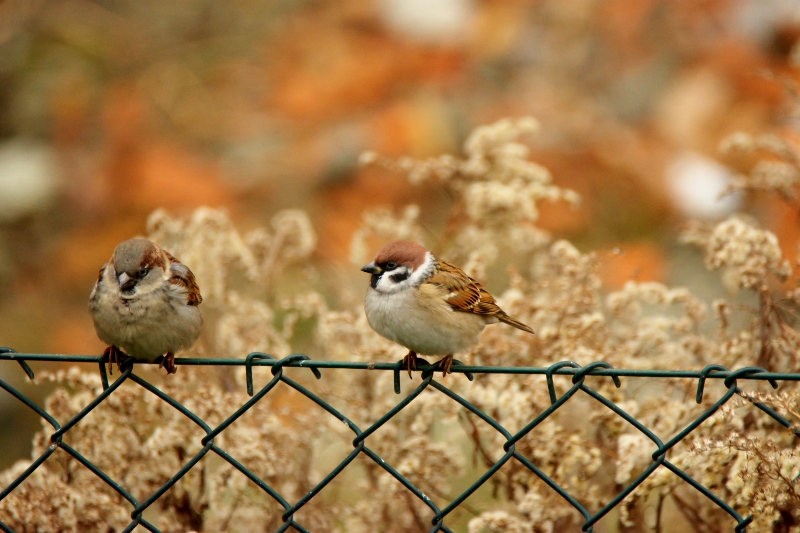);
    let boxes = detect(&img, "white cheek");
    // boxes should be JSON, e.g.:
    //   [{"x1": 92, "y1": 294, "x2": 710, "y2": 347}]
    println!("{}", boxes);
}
[
  {"x1": 409, "y1": 252, "x2": 434, "y2": 285},
  {"x1": 374, "y1": 276, "x2": 393, "y2": 292},
  {"x1": 372, "y1": 253, "x2": 435, "y2": 294},
  {"x1": 375, "y1": 268, "x2": 411, "y2": 293}
]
